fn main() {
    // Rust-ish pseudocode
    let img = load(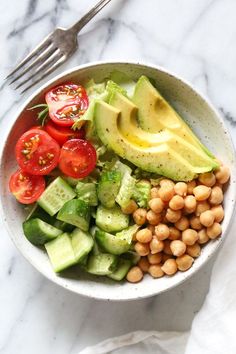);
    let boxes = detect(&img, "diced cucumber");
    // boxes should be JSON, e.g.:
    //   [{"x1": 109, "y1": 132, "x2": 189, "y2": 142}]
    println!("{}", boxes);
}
[
  {"x1": 96, "y1": 205, "x2": 129, "y2": 233},
  {"x1": 45, "y1": 233, "x2": 76, "y2": 272},
  {"x1": 132, "y1": 180, "x2": 151, "y2": 208},
  {"x1": 53, "y1": 220, "x2": 75, "y2": 233},
  {"x1": 86, "y1": 253, "x2": 118, "y2": 275},
  {"x1": 116, "y1": 172, "x2": 136, "y2": 208},
  {"x1": 121, "y1": 251, "x2": 141, "y2": 265},
  {"x1": 57, "y1": 199, "x2": 91, "y2": 231},
  {"x1": 116, "y1": 224, "x2": 140, "y2": 243},
  {"x1": 23, "y1": 218, "x2": 63, "y2": 245},
  {"x1": 38, "y1": 177, "x2": 76, "y2": 216},
  {"x1": 108, "y1": 259, "x2": 132, "y2": 281},
  {"x1": 76, "y1": 181, "x2": 98, "y2": 206},
  {"x1": 95, "y1": 229, "x2": 131, "y2": 255},
  {"x1": 26, "y1": 204, "x2": 54, "y2": 224},
  {"x1": 71, "y1": 228, "x2": 94, "y2": 263},
  {"x1": 97, "y1": 171, "x2": 121, "y2": 208}
]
